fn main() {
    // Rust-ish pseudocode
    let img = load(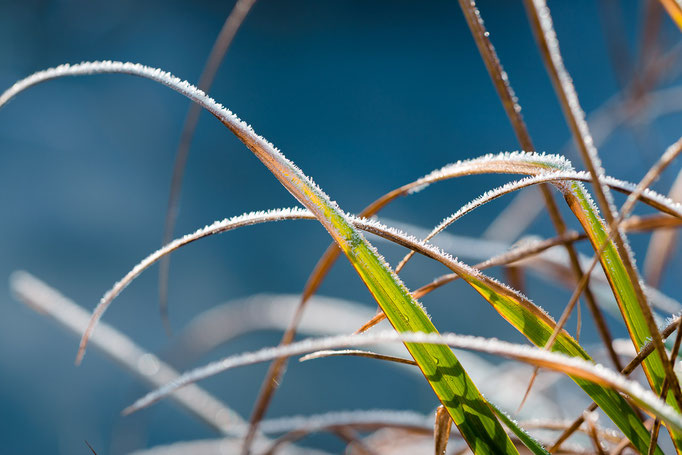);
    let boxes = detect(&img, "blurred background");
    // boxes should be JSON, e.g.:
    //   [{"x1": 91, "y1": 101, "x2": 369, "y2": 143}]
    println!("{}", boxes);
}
[{"x1": 1, "y1": 0, "x2": 682, "y2": 453}]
